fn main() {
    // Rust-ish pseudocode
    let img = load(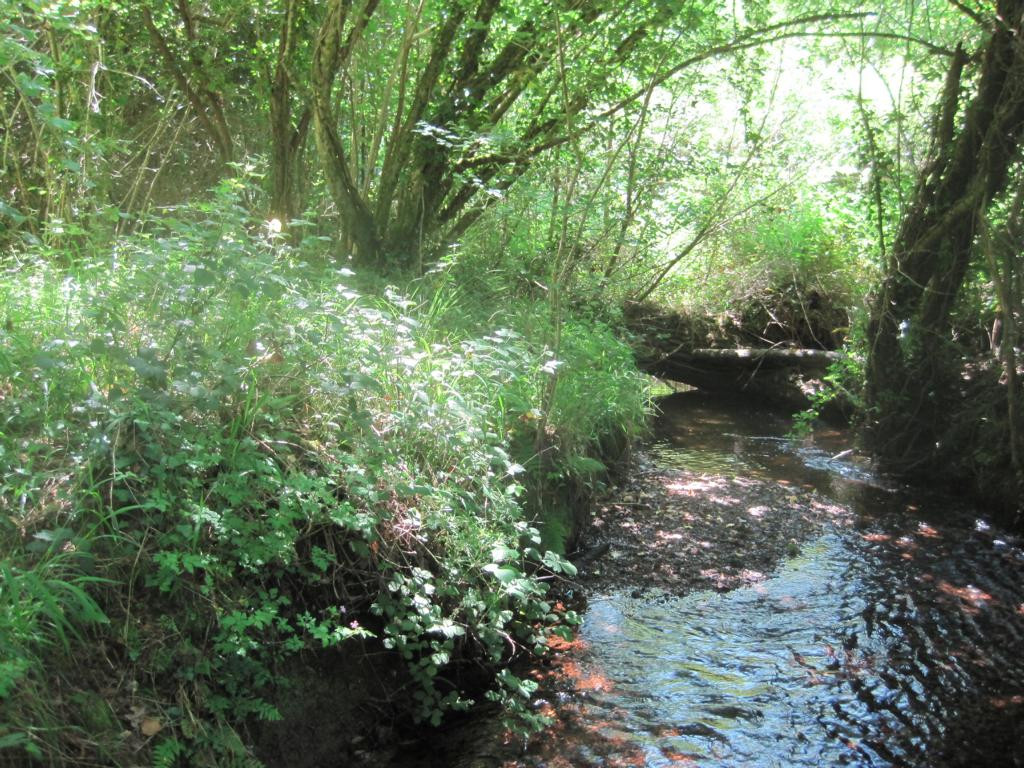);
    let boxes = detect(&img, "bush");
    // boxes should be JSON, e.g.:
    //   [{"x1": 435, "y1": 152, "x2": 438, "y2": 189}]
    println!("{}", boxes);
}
[
  {"x1": 0, "y1": 183, "x2": 647, "y2": 765},
  {"x1": 658, "y1": 193, "x2": 872, "y2": 349}
]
